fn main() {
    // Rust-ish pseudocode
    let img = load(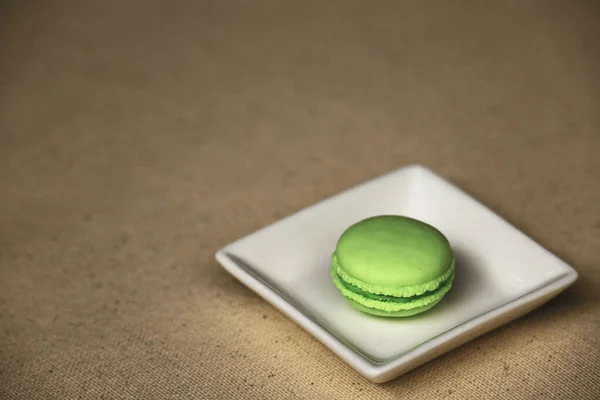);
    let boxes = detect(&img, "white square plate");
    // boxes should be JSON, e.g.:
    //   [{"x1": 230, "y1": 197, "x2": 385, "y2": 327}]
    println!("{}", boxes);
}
[{"x1": 216, "y1": 165, "x2": 578, "y2": 382}]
